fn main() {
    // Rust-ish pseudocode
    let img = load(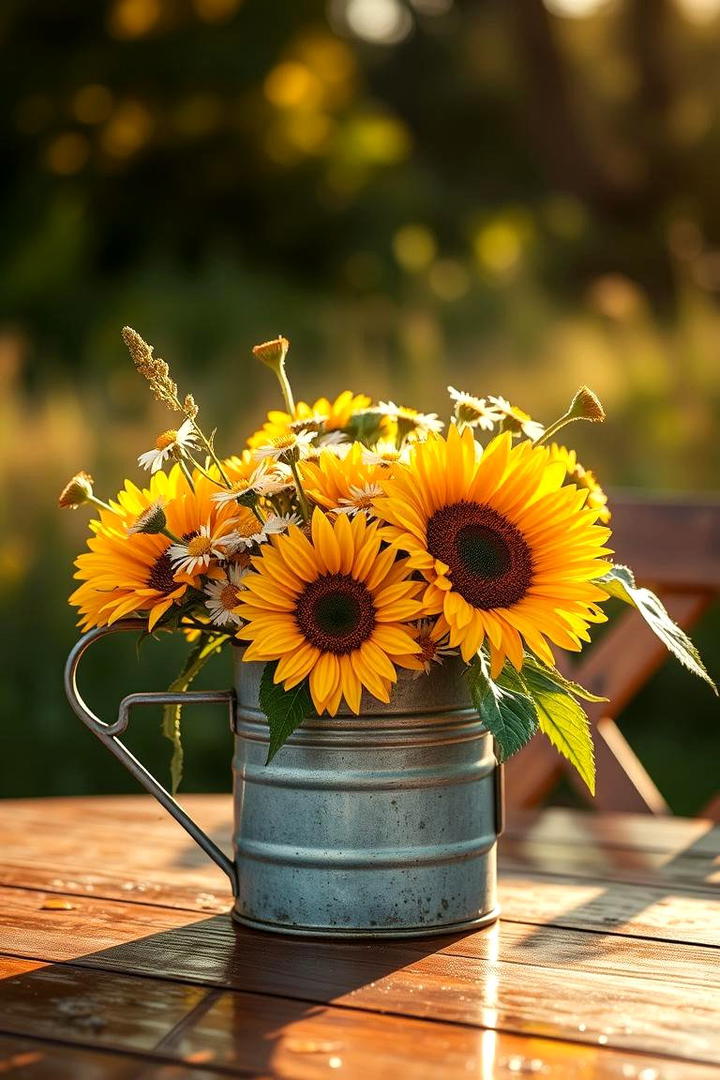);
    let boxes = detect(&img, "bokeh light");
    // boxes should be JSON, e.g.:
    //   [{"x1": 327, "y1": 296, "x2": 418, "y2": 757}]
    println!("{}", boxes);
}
[
  {"x1": 393, "y1": 224, "x2": 437, "y2": 272},
  {"x1": 331, "y1": 0, "x2": 414, "y2": 44}
]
